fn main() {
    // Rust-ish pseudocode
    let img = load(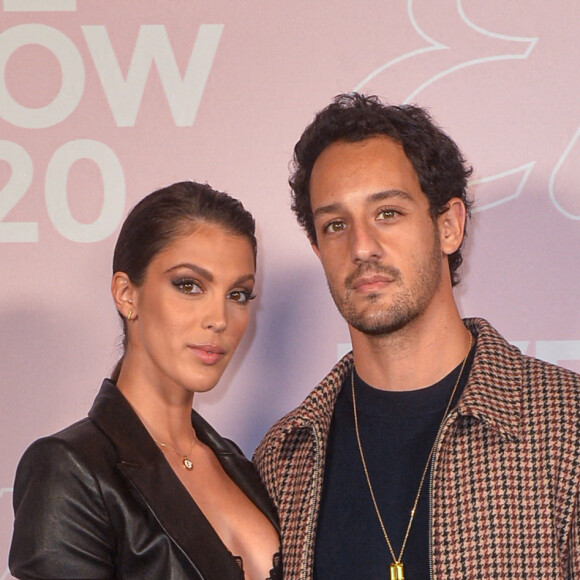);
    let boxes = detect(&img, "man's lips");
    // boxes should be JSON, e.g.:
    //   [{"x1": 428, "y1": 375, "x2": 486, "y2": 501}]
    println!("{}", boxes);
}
[
  {"x1": 350, "y1": 274, "x2": 395, "y2": 292},
  {"x1": 188, "y1": 344, "x2": 226, "y2": 365}
]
